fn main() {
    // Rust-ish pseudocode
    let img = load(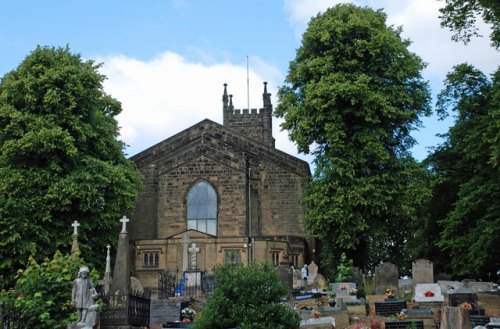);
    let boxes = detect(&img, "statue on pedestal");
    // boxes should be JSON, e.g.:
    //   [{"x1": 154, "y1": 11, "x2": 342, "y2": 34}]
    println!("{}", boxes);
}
[{"x1": 68, "y1": 265, "x2": 99, "y2": 329}]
